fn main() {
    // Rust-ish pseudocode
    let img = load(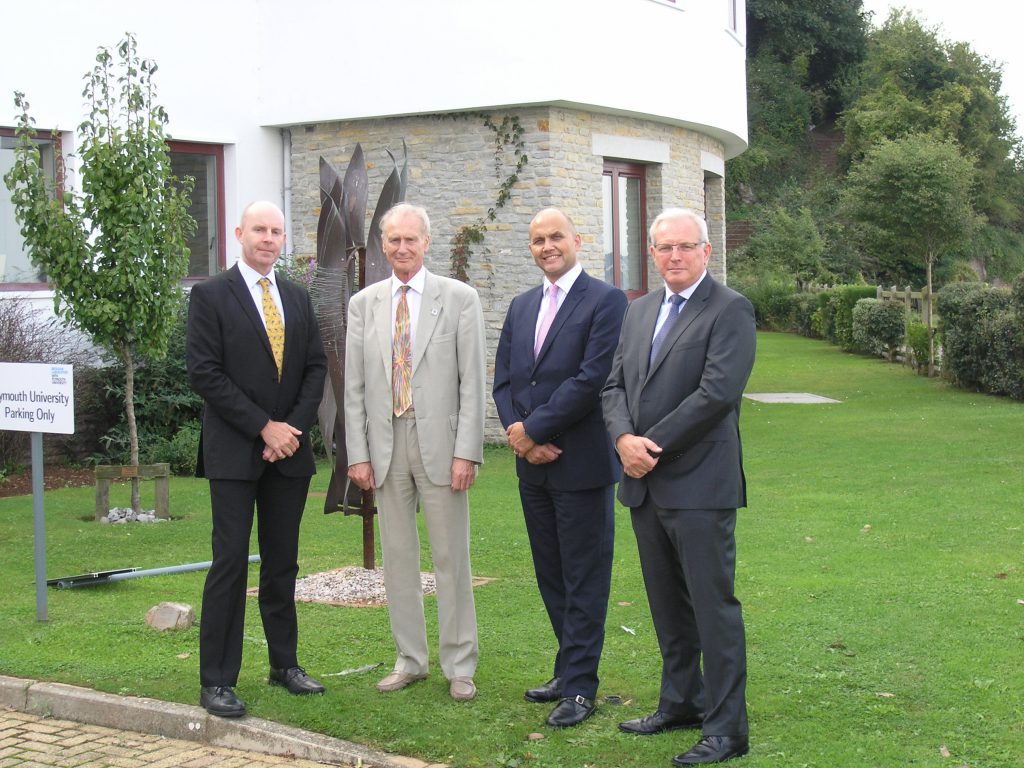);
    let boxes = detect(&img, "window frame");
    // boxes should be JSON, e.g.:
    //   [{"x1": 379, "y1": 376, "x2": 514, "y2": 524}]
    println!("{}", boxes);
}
[
  {"x1": 168, "y1": 140, "x2": 226, "y2": 282},
  {"x1": 2, "y1": 134, "x2": 225, "y2": 289},
  {"x1": 602, "y1": 159, "x2": 648, "y2": 300},
  {"x1": 1, "y1": 126, "x2": 63, "y2": 291}
]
